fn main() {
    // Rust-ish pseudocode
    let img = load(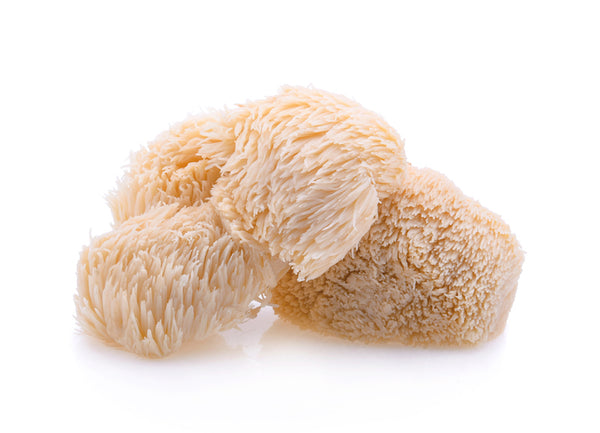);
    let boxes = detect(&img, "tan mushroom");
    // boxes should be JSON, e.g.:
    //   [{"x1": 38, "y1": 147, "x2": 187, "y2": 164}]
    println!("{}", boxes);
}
[
  {"x1": 75, "y1": 87, "x2": 523, "y2": 356},
  {"x1": 272, "y1": 165, "x2": 524, "y2": 346}
]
